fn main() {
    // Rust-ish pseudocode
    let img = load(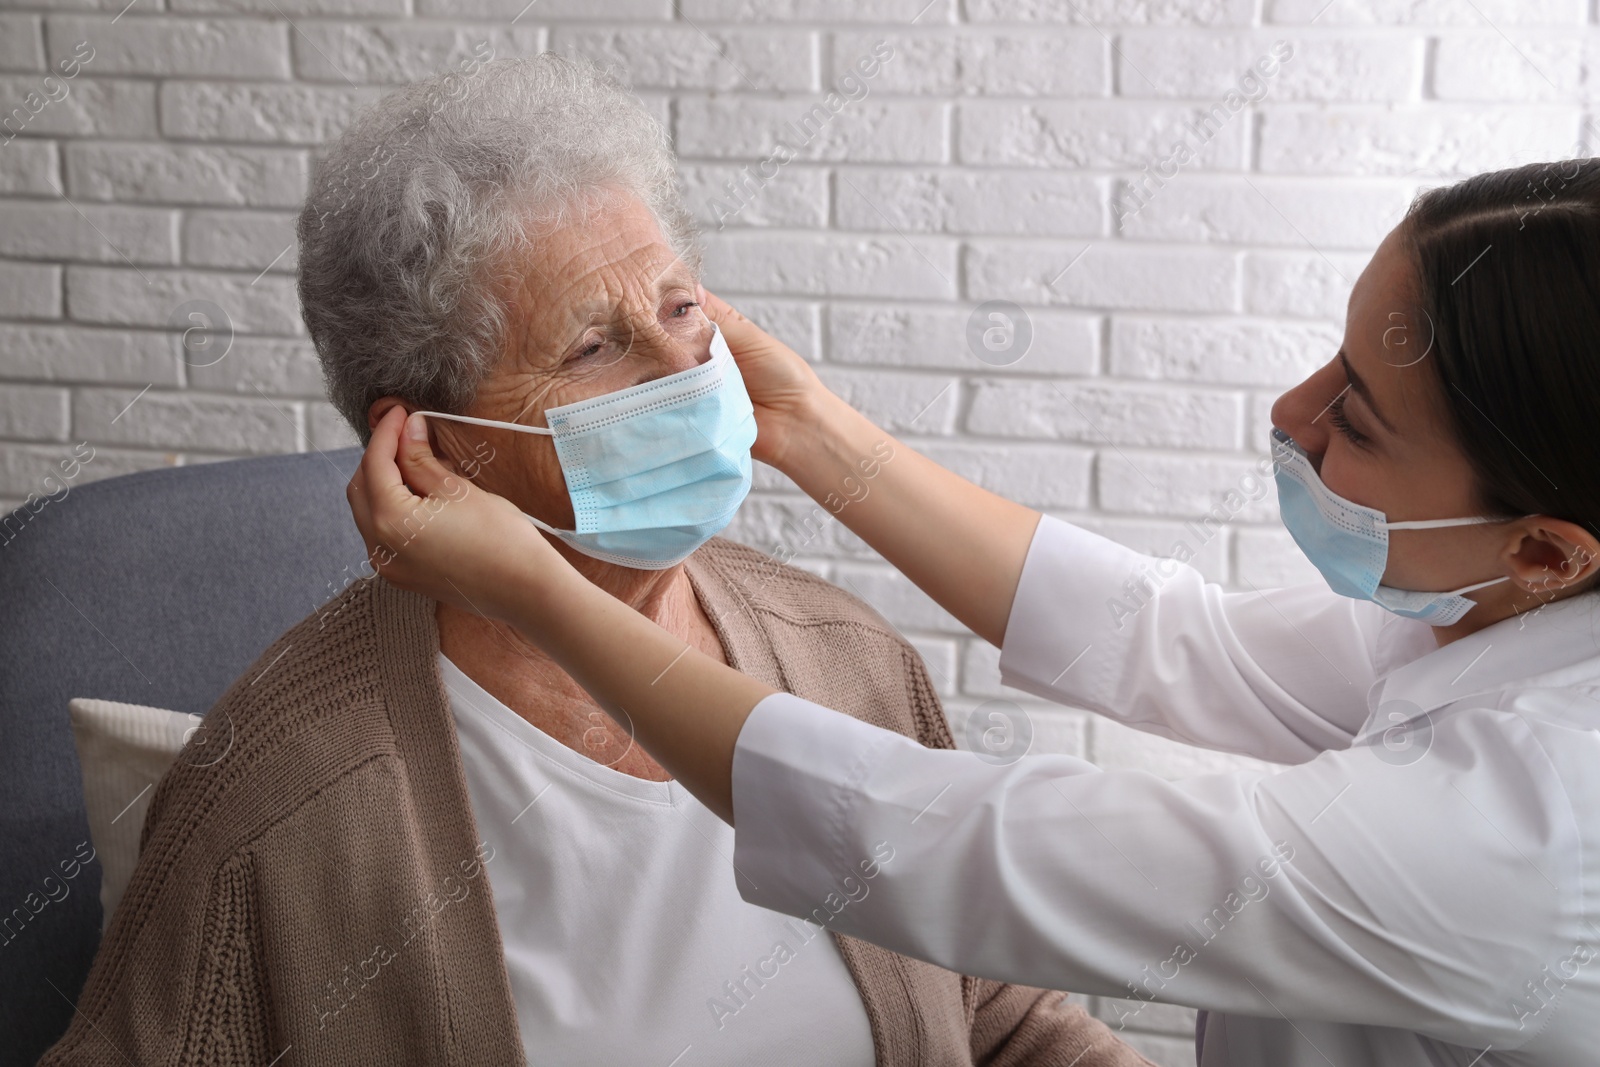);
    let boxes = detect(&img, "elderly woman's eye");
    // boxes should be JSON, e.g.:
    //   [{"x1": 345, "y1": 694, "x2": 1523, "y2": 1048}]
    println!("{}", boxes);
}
[{"x1": 672, "y1": 301, "x2": 700, "y2": 317}]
